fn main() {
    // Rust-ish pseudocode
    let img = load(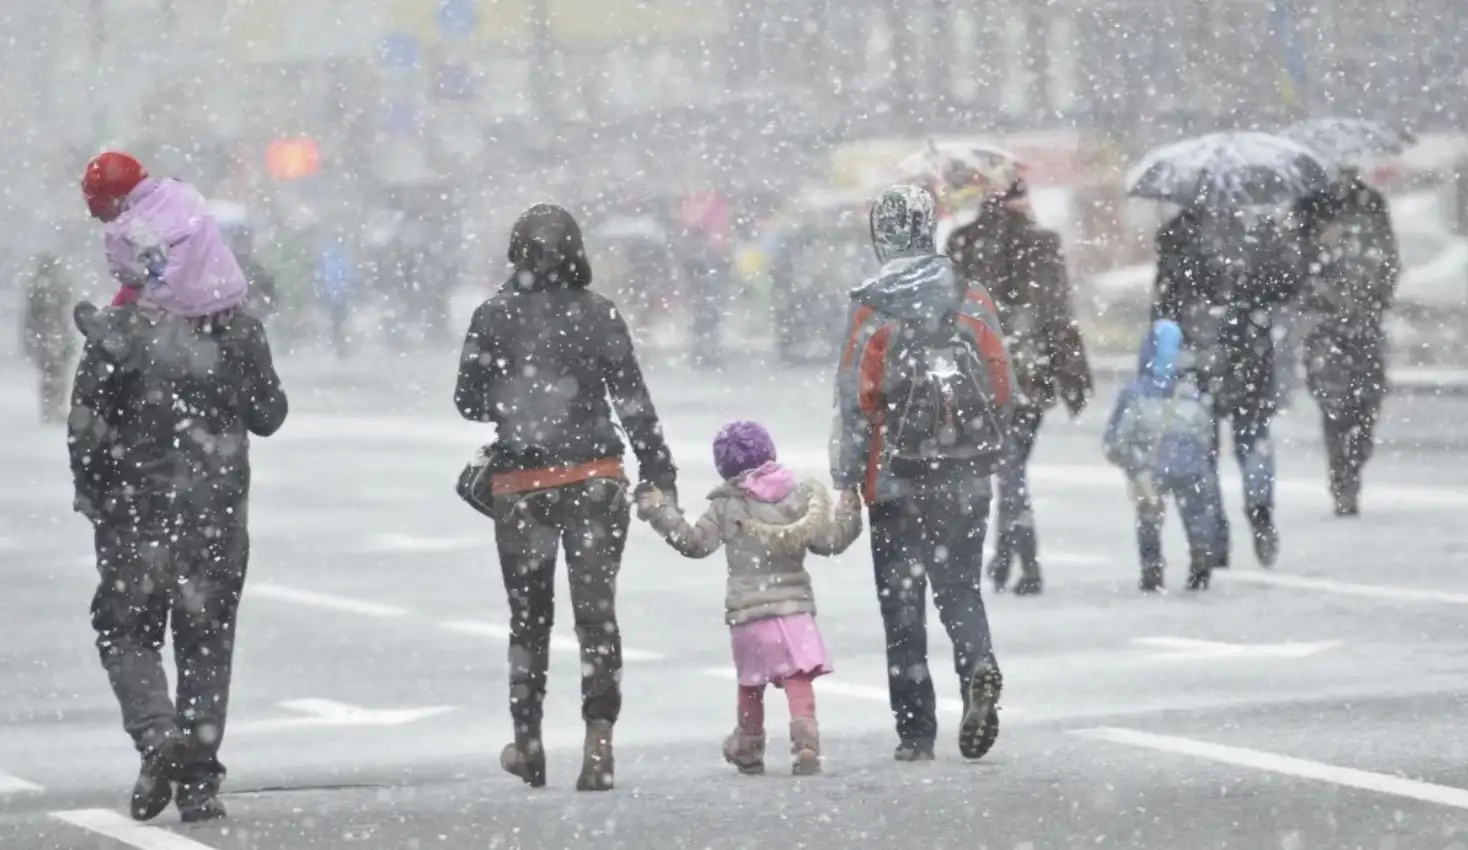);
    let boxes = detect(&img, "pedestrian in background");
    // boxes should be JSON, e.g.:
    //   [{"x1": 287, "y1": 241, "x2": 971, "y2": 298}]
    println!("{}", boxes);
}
[
  {"x1": 21, "y1": 252, "x2": 75, "y2": 424},
  {"x1": 1103, "y1": 319, "x2": 1223, "y2": 591}
]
